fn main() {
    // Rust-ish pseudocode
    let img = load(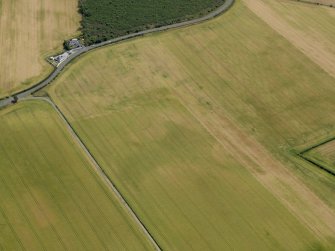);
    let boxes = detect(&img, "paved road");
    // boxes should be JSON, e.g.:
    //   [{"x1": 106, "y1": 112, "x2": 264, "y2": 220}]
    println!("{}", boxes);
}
[
  {"x1": 26, "y1": 96, "x2": 162, "y2": 250},
  {"x1": 0, "y1": 0, "x2": 234, "y2": 108}
]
